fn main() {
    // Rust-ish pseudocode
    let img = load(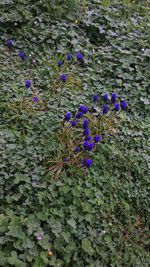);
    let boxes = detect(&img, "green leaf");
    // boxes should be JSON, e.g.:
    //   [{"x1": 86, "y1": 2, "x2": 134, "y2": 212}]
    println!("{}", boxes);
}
[
  {"x1": 67, "y1": 218, "x2": 76, "y2": 229},
  {"x1": 82, "y1": 239, "x2": 94, "y2": 256}
]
